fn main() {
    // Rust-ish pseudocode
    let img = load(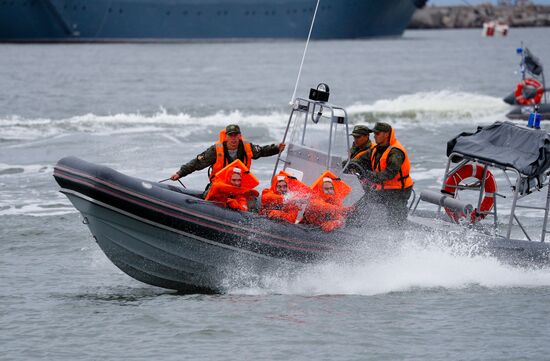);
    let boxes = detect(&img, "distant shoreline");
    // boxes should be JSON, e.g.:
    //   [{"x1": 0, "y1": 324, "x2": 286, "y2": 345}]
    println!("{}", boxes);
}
[{"x1": 408, "y1": 4, "x2": 550, "y2": 29}]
